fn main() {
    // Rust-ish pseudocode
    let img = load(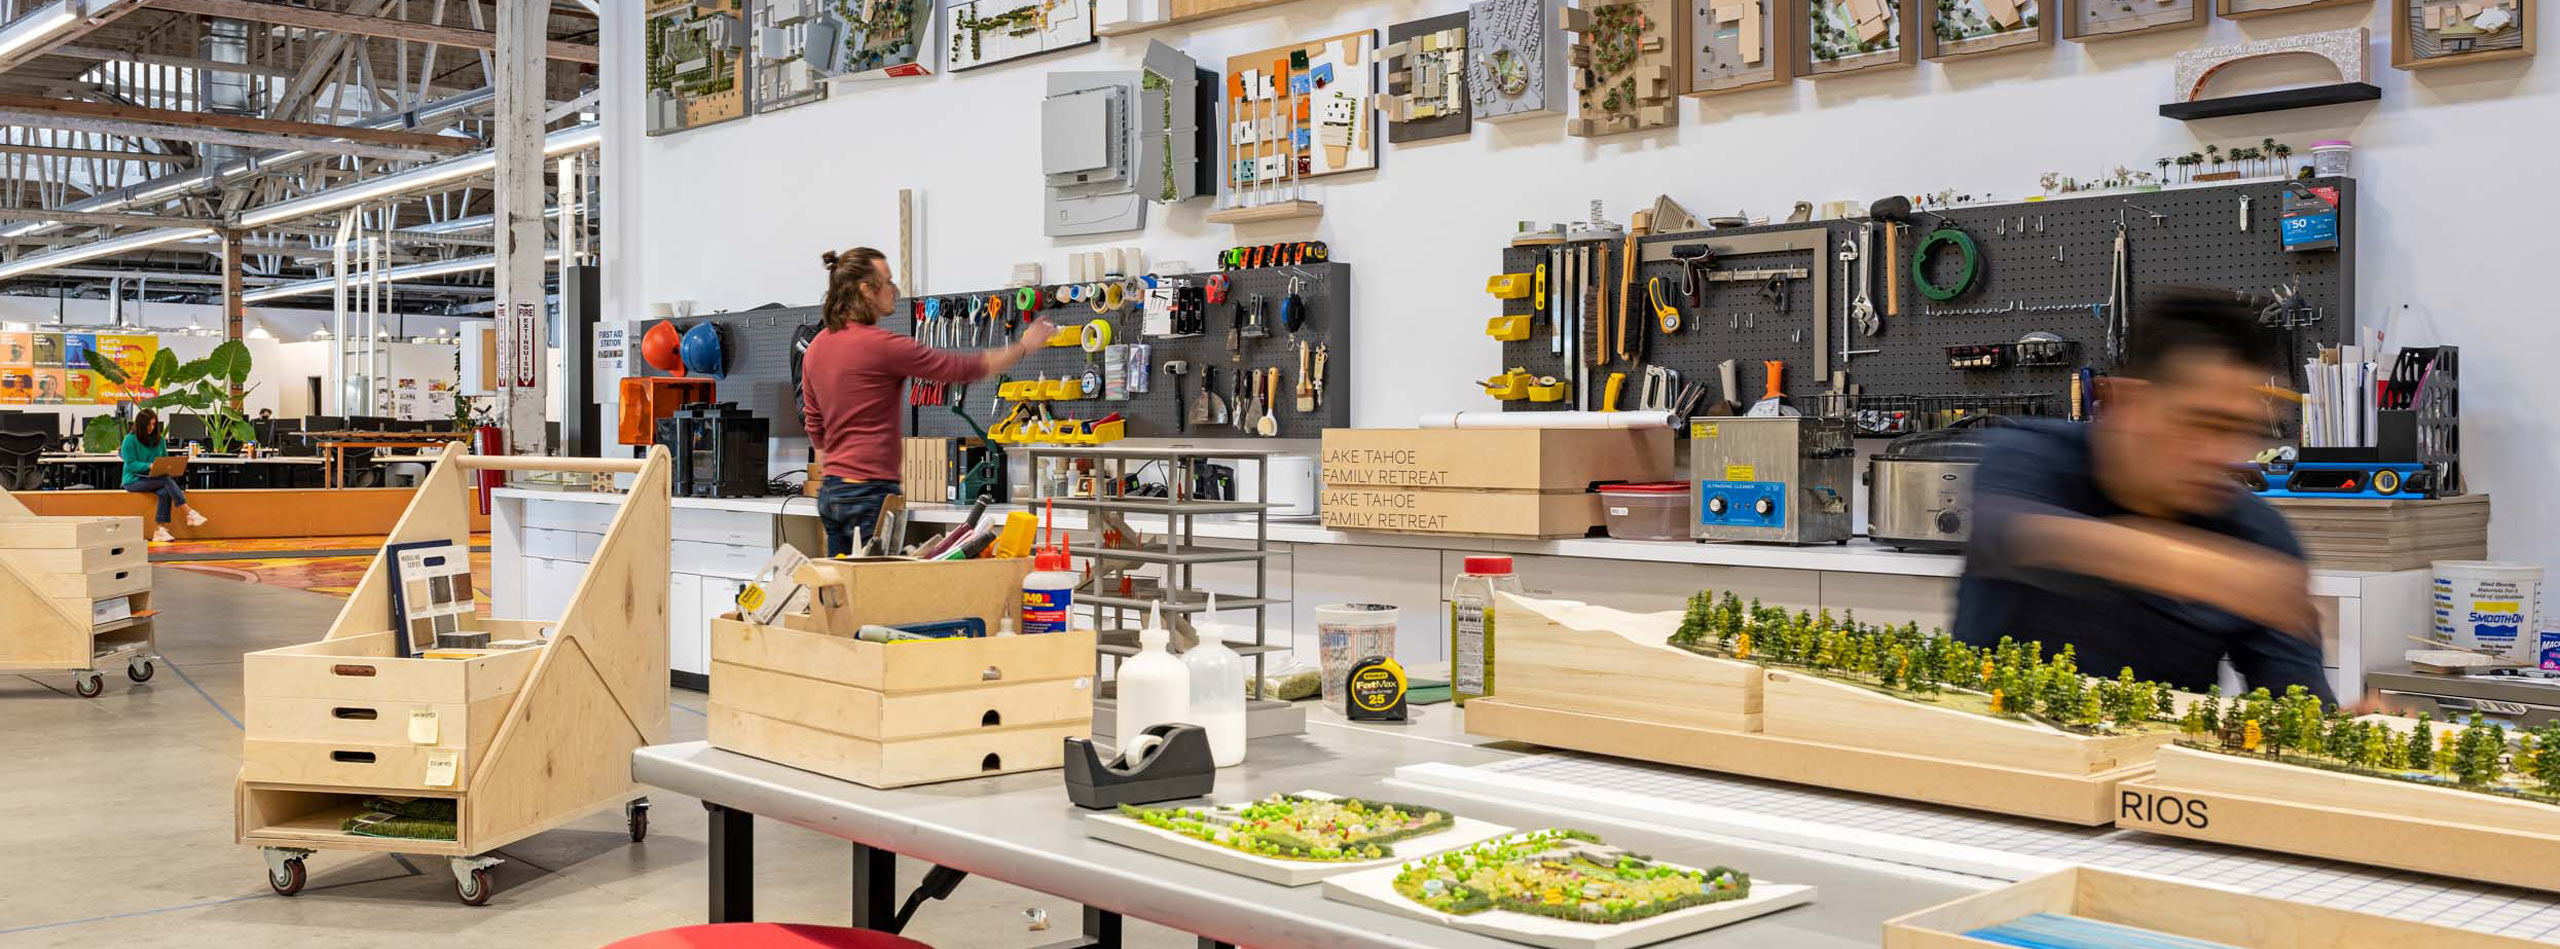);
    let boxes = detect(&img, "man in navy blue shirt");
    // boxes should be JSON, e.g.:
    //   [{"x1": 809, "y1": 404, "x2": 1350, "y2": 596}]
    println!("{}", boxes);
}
[{"x1": 1954, "y1": 287, "x2": 2336, "y2": 704}]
